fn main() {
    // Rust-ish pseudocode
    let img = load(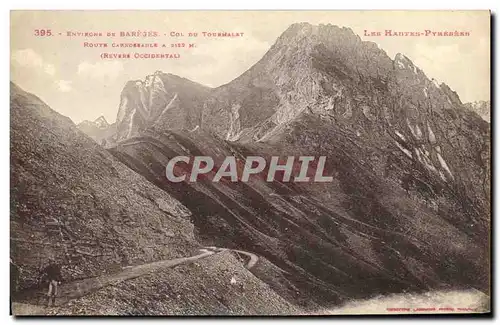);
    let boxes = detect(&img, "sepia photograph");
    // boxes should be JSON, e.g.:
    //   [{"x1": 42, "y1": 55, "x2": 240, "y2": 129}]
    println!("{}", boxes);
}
[{"x1": 9, "y1": 10, "x2": 491, "y2": 316}]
